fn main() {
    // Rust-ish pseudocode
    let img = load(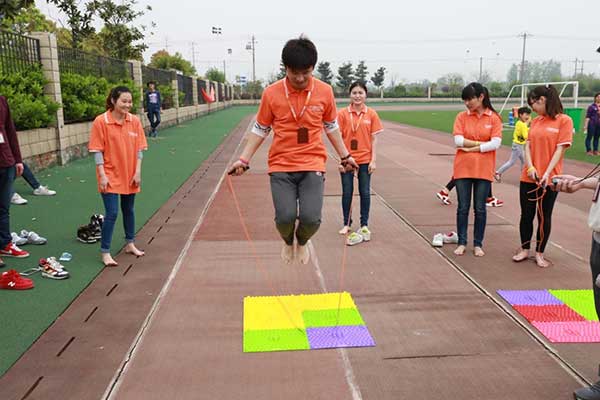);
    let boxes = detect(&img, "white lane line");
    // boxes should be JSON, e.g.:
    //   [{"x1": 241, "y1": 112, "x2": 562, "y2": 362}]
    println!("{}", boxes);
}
[
  {"x1": 309, "y1": 241, "x2": 363, "y2": 400},
  {"x1": 103, "y1": 117, "x2": 255, "y2": 400}
]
